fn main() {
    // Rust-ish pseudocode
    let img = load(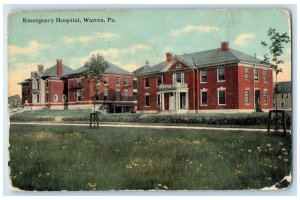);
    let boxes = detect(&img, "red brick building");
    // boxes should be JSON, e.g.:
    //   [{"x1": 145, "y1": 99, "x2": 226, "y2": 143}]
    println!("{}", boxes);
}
[
  {"x1": 134, "y1": 42, "x2": 273, "y2": 113},
  {"x1": 19, "y1": 59, "x2": 73, "y2": 109},
  {"x1": 19, "y1": 59, "x2": 137, "y2": 112}
]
